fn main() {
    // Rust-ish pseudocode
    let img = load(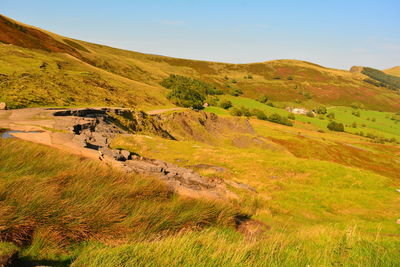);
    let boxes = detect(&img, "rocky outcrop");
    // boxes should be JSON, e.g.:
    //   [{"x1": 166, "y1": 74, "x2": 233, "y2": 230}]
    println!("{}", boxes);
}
[
  {"x1": 51, "y1": 108, "x2": 255, "y2": 200},
  {"x1": 121, "y1": 156, "x2": 237, "y2": 199}
]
